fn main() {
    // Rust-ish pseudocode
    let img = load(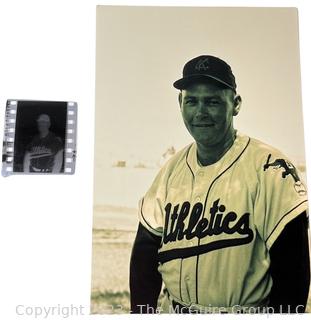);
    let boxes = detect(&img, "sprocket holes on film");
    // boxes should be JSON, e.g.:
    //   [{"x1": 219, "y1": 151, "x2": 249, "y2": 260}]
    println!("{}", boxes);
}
[{"x1": 2, "y1": 100, "x2": 77, "y2": 176}]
